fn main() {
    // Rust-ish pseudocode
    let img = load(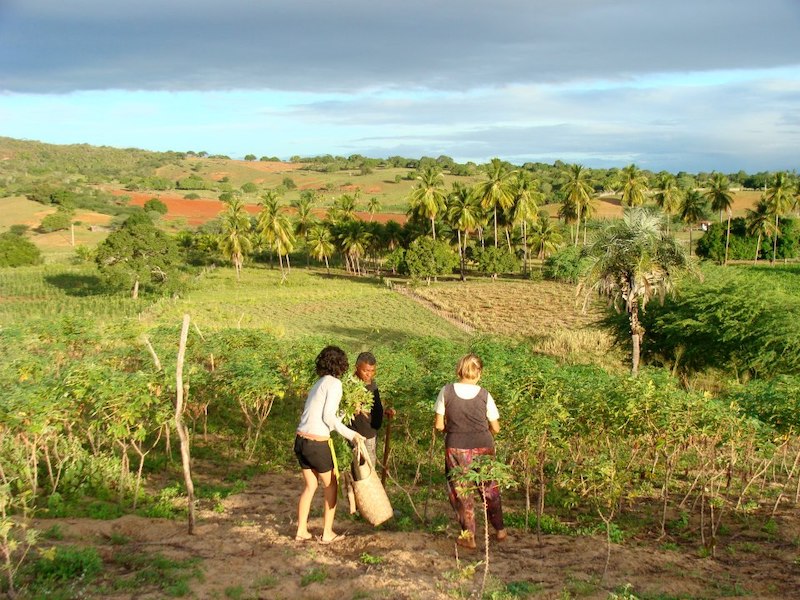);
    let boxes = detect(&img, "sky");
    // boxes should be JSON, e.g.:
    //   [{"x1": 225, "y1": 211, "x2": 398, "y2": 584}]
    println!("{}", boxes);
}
[{"x1": 1, "y1": 0, "x2": 799, "y2": 174}]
